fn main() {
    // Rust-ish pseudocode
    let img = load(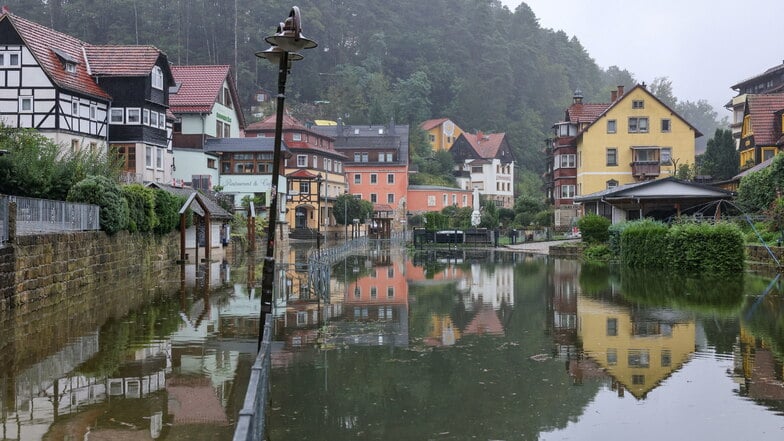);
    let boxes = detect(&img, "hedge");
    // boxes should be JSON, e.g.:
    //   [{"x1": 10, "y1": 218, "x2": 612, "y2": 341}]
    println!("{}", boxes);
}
[{"x1": 67, "y1": 175, "x2": 128, "y2": 235}]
